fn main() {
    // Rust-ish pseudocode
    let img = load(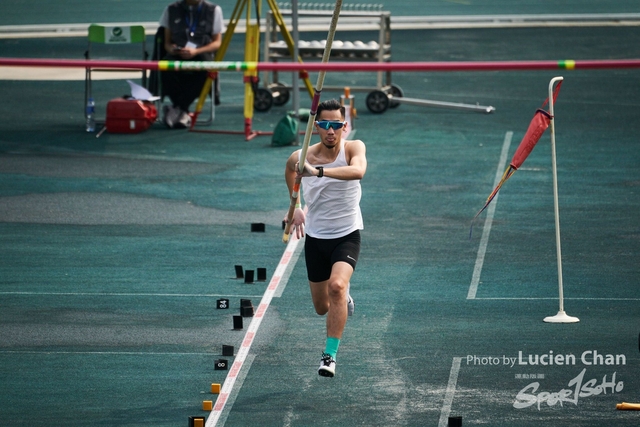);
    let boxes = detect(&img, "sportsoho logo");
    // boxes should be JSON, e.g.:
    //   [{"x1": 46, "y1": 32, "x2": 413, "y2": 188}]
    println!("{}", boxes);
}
[{"x1": 465, "y1": 350, "x2": 627, "y2": 410}]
